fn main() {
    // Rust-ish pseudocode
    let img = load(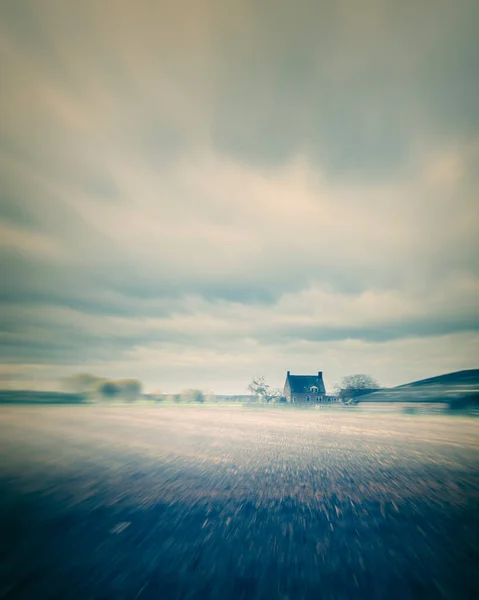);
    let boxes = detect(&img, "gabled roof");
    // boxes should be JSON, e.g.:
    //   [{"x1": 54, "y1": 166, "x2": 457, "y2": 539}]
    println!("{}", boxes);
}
[{"x1": 286, "y1": 373, "x2": 325, "y2": 394}]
